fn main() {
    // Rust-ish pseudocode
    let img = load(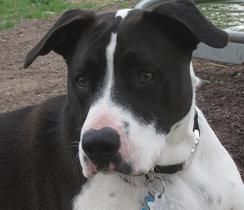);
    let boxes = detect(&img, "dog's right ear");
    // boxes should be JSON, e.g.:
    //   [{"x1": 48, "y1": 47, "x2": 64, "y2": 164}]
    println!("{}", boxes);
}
[
  {"x1": 24, "y1": 9, "x2": 95, "y2": 68},
  {"x1": 143, "y1": 0, "x2": 228, "y2": 51}
]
